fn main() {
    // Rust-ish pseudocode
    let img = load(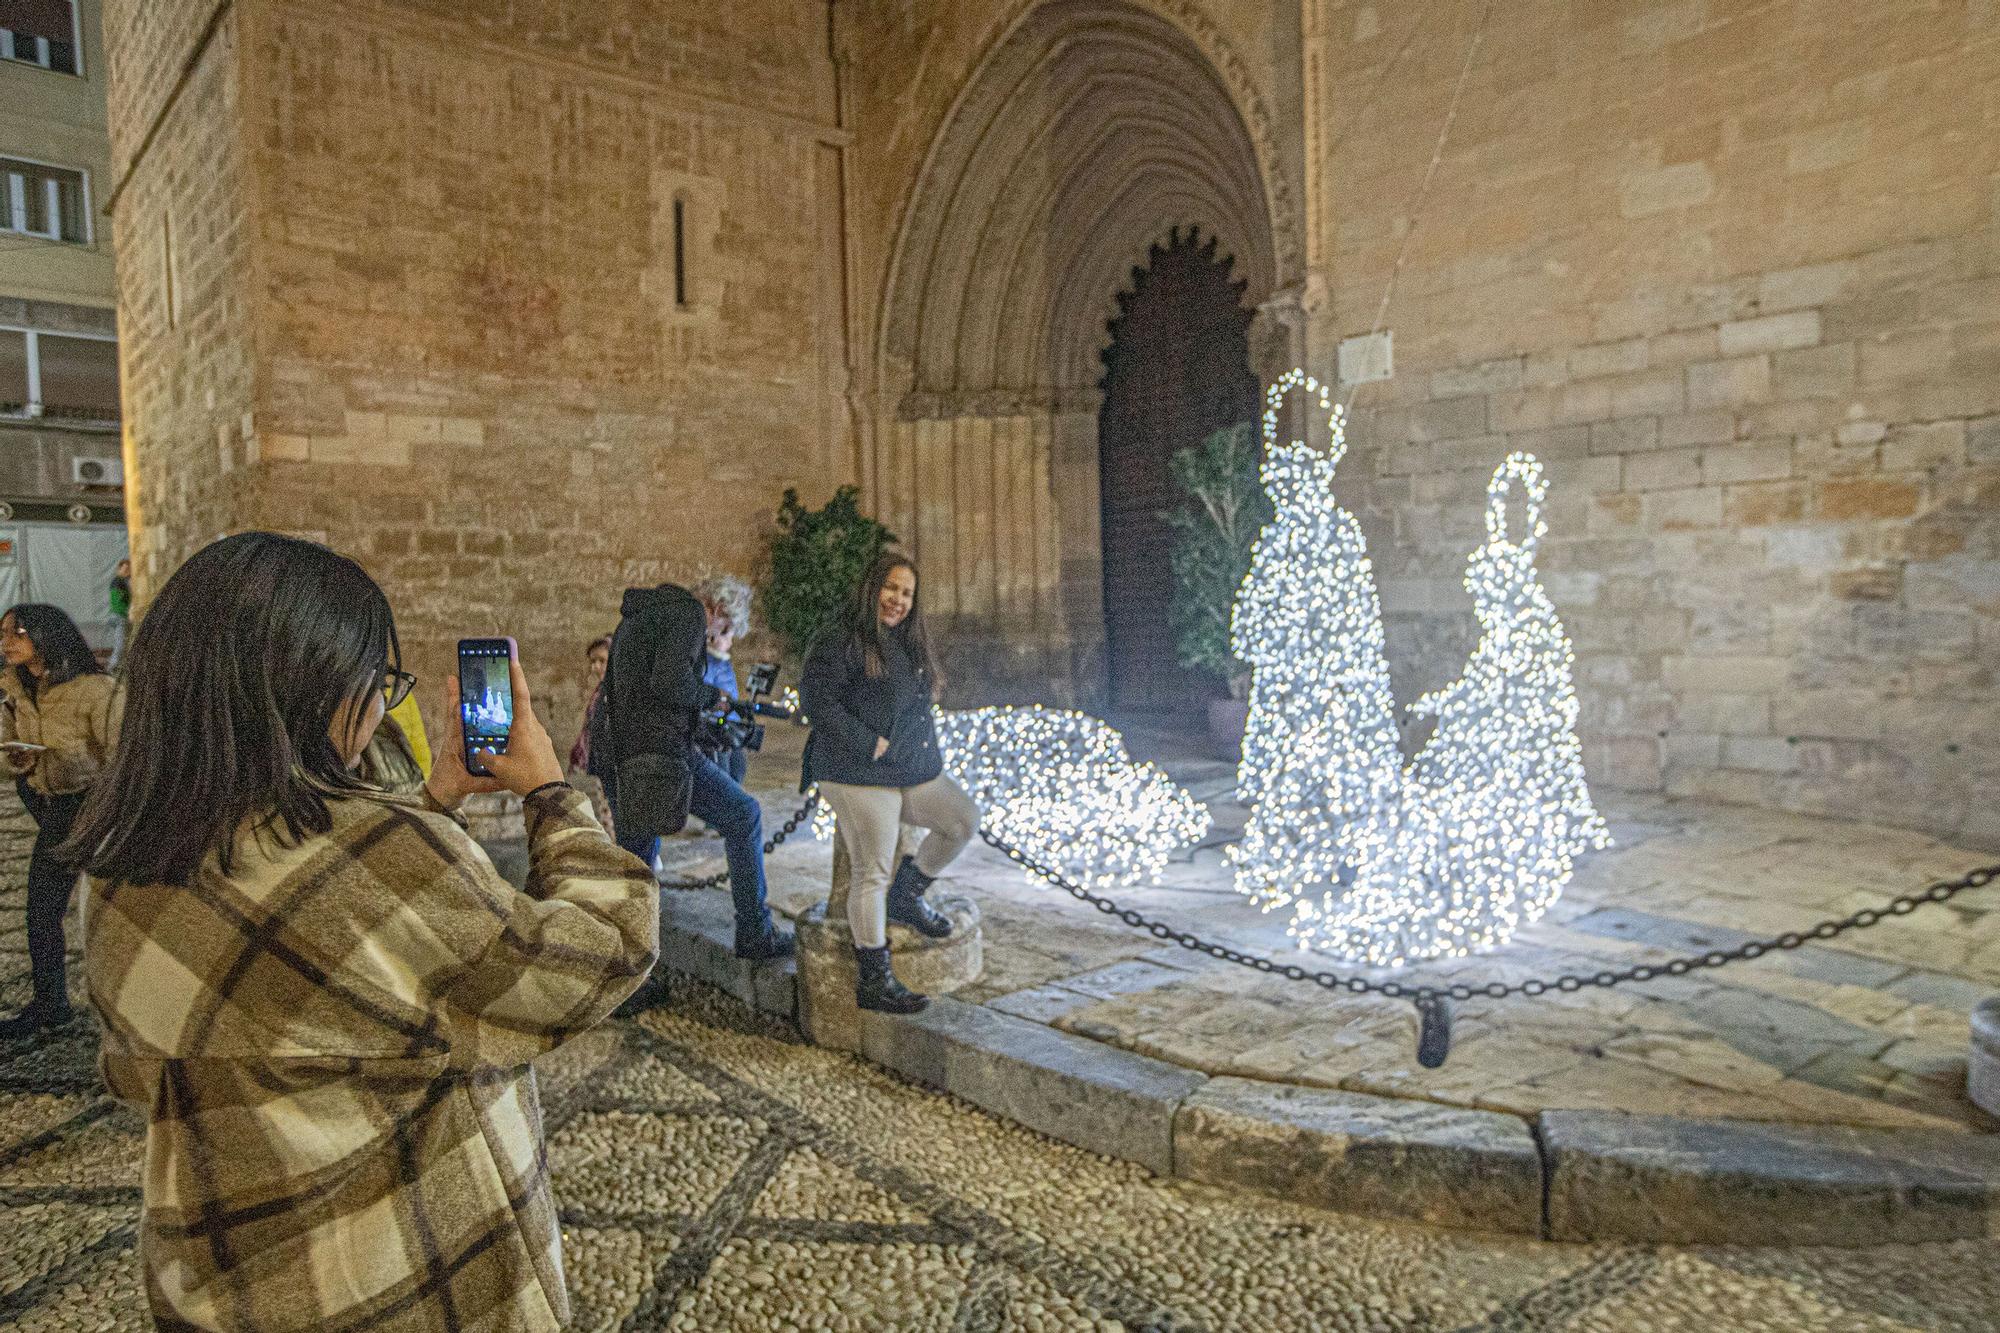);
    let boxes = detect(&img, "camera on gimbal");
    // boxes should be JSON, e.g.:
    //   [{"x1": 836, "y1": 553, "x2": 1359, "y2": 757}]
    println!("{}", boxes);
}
[{"x1": 698, "y1": 661, "x2": 793, "y2": 754}]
